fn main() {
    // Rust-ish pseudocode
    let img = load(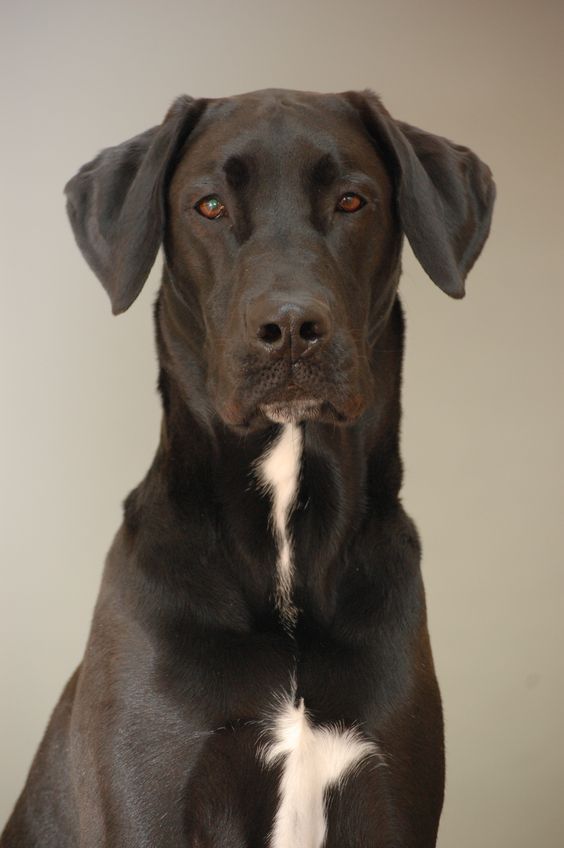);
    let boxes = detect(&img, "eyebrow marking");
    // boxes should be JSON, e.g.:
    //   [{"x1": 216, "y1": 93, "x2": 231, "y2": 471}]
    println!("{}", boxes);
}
[
  {"x1": 223, "y1": 154, "x2": 250, "y2": 190},
  {"x1": 310, "y1": 153, "x2": 338, "y2": 188}
]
